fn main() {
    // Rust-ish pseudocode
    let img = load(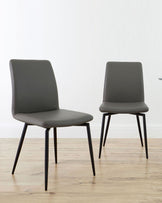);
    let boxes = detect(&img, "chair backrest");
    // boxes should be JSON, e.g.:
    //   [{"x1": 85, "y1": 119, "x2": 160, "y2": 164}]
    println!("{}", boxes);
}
[
  {"x1": 103, "y1": 62, "x2": 145, "y2": 103},
  {"x1": 10, "y1": 59, "x2": 59, "y2": 115}
]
